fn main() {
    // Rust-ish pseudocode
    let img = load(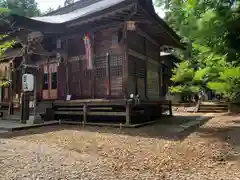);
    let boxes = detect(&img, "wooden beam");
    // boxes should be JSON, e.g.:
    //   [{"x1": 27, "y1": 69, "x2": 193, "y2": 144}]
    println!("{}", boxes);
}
[
  {"x1": 55, "y1": 111, "x2": 83, "y2": 115},
  {"x1": 58, "y1": 107, "x2": 83, "y2": 110},
  {"x1": 129, "y1": 49, "x2": 145, "y2": 60},
  {"x1": 53, "y1": 99, "x2": 126, "y2": 106},
  {"x1": 66, "y1": 23, "x2": 117, "y2": 39},
  {"x1": 128, "y1": 49, "x2": 160, "y2": 66},
  {"x1": 136, "y1": 27, "x2": 160, "y2": 46},
  {"x1": 87, "y1": 111, "x2": 126, "y2": 116}
]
